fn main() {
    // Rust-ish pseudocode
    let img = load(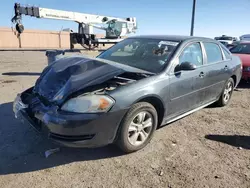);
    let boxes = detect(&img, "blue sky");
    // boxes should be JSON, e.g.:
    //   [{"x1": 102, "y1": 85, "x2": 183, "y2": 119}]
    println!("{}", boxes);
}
[{"x1": 1, "y1": 0, "x2": 250, "y2": 38}]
